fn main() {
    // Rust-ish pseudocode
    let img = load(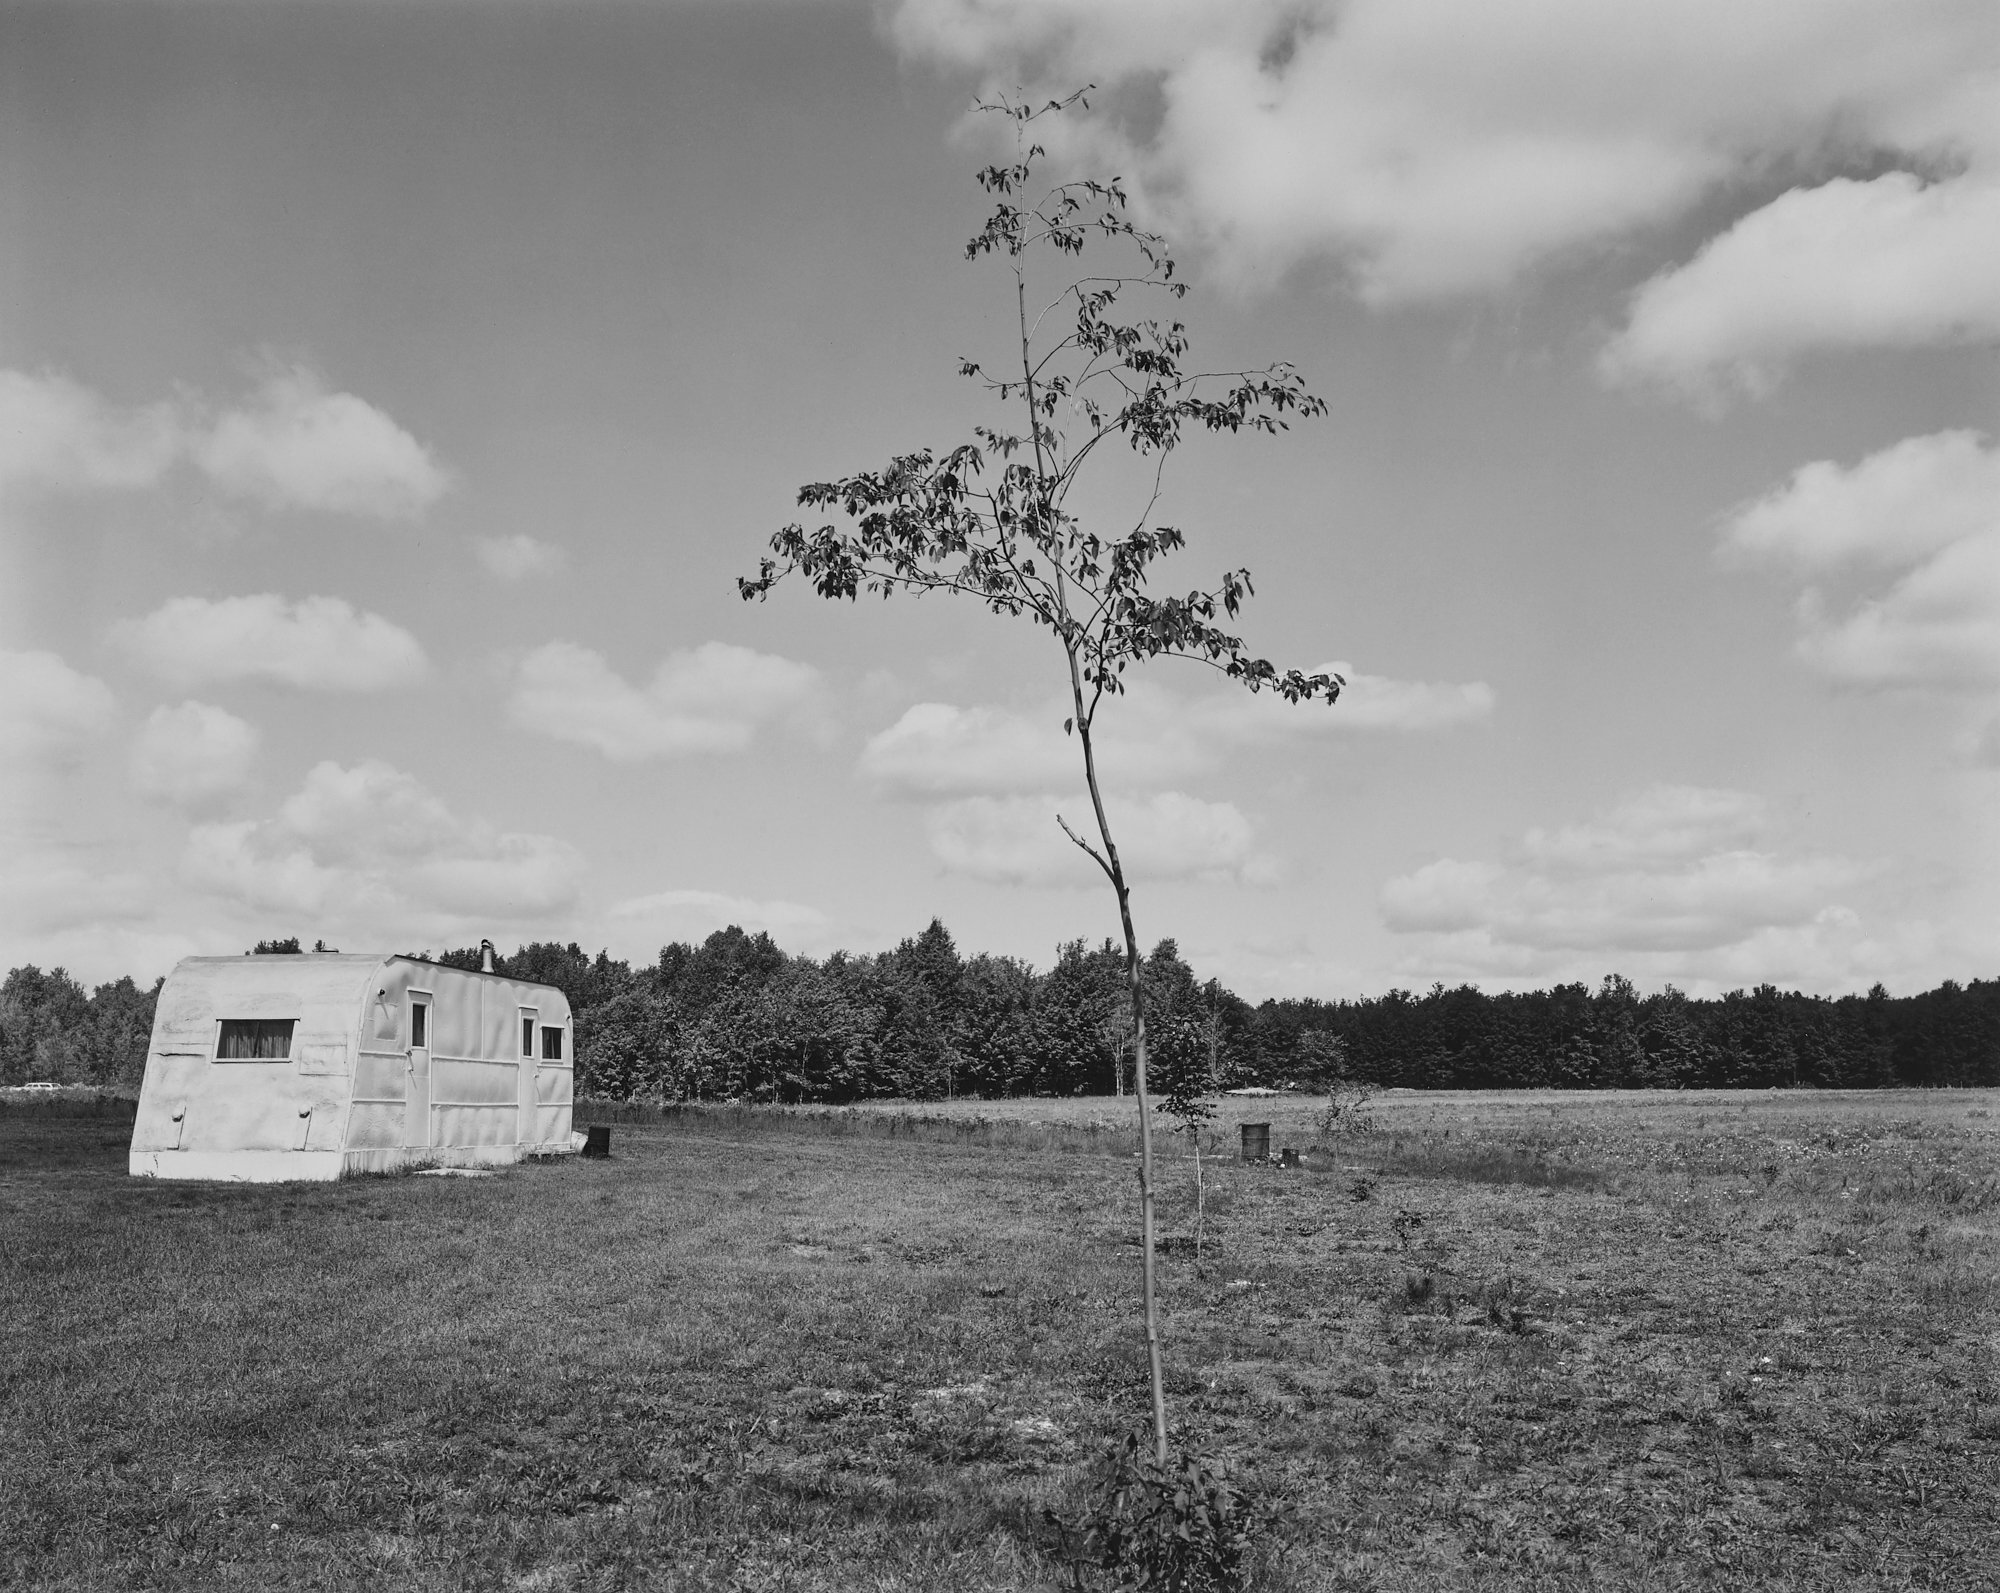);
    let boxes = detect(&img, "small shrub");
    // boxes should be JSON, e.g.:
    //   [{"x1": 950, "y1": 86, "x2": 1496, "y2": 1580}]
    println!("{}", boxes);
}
[
  {"x1": 1475, "y1": 1275, "x2": 1535, "y2": 1334},
  {"x1": 1312, "y1": 1079, "x2": 1379, "y2": 1149},
  {"x1": 1047, "y1": 1429, "x2": 1286, "y2": 1592}
]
